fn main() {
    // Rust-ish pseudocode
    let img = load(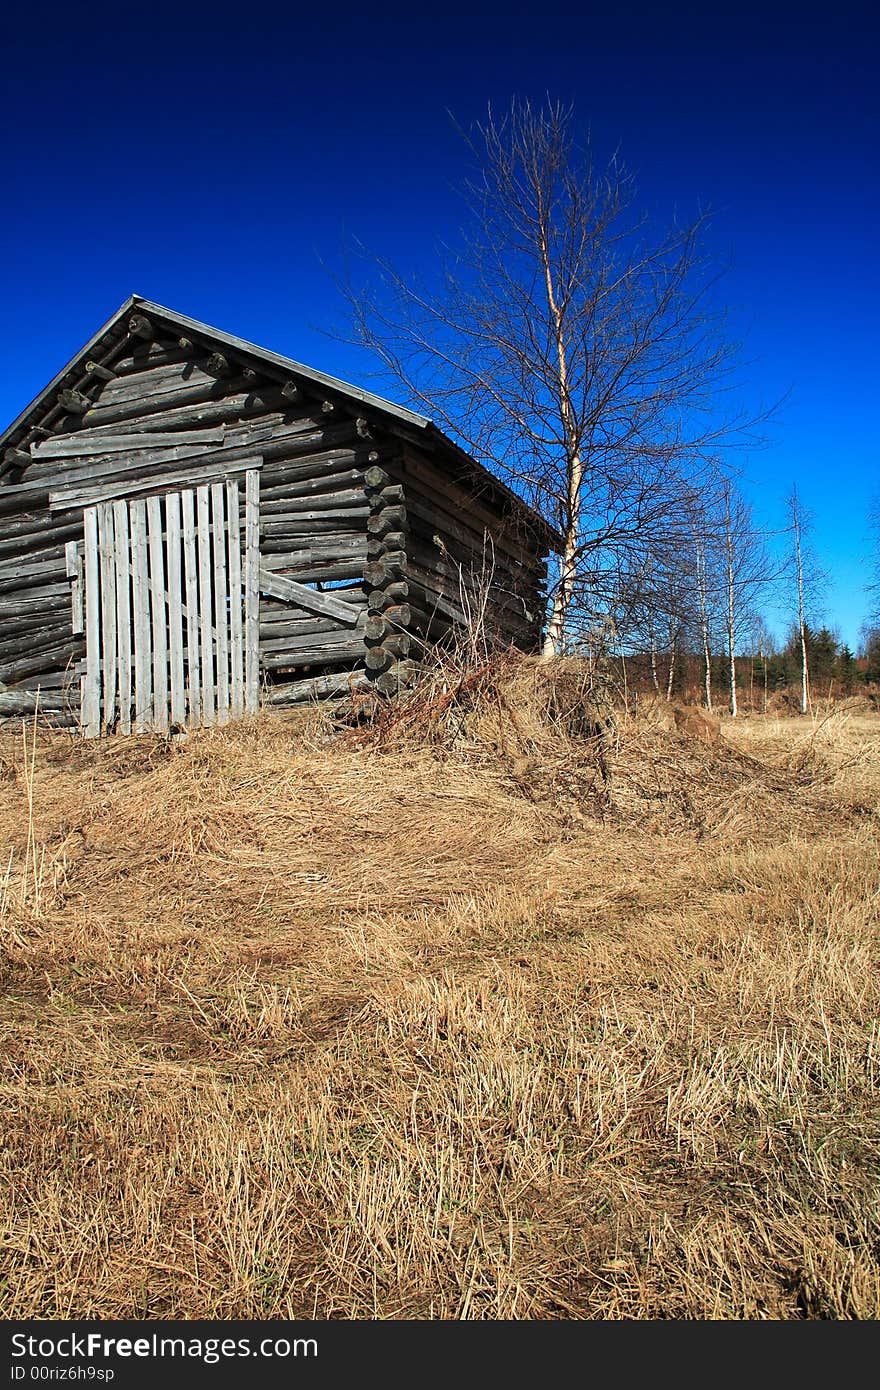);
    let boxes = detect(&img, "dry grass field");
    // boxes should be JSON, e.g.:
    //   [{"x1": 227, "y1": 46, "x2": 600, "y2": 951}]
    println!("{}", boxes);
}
[{"x1": 1, "y1": 661, "x2": 878, "y2": 1319}]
